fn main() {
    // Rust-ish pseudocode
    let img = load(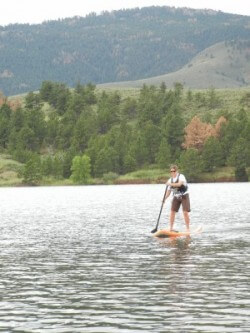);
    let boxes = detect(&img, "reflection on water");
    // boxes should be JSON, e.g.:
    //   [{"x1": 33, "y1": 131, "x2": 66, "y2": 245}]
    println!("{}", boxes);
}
[{"x1": 0, "y1": 183, "x2": 249, "y2": 332}]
